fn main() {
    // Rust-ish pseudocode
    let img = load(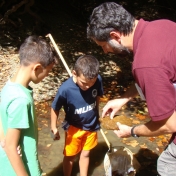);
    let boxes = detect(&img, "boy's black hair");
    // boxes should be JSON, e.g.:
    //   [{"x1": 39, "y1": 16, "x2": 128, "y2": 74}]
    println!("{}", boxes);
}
[
  {"x1": 74, "y1": 55, "x2": 99, "y2": 79},
  {"x1": 19, "y1": 35, "x2": 57, "y2": 67}
]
